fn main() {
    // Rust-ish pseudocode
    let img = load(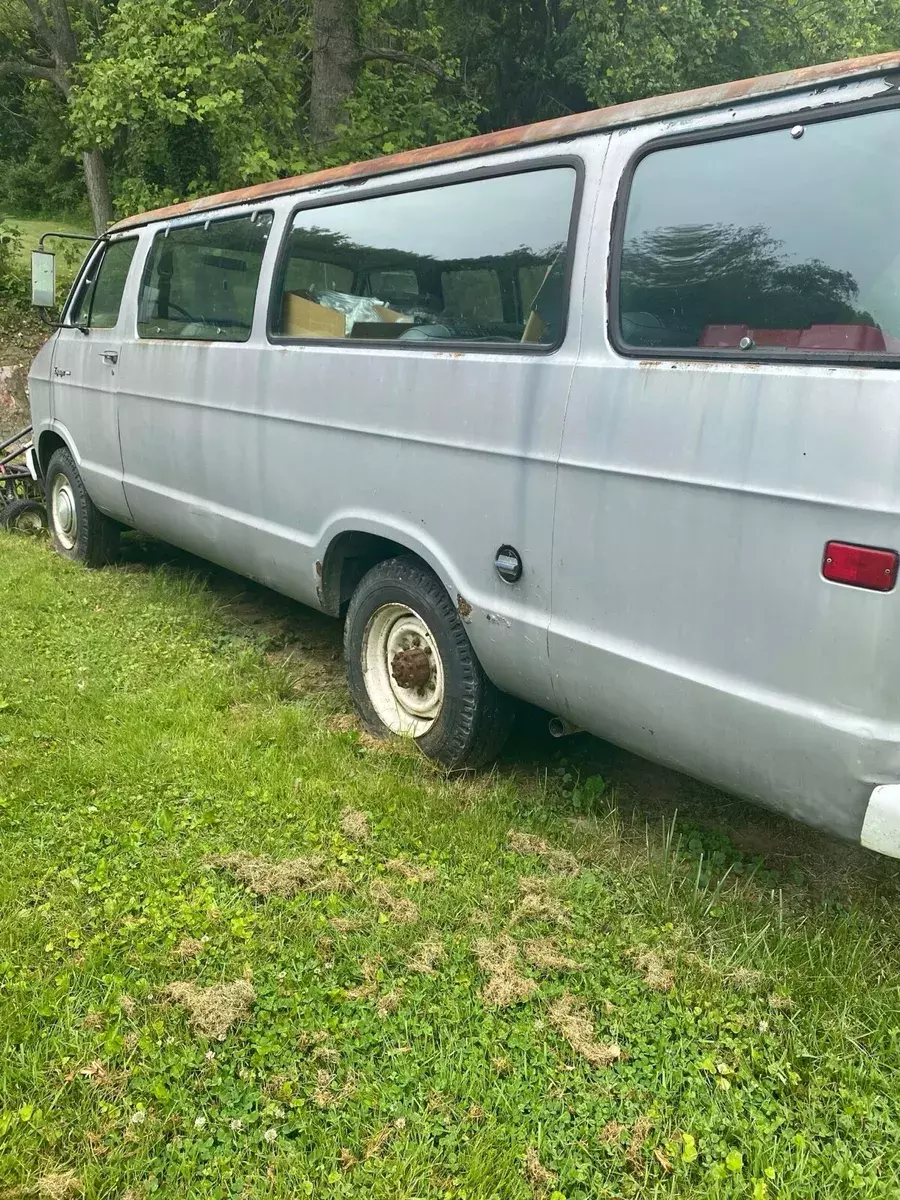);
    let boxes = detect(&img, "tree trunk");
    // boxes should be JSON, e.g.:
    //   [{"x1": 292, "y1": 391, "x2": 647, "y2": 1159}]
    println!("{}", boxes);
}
[
  {"x1": 81, "y1": 145, "x2": 114, "y2": 233},
  {"x1": 310, "y1": 0, "x2": 359, "y2": 144}
]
